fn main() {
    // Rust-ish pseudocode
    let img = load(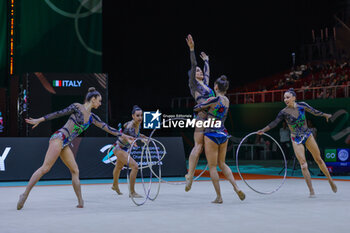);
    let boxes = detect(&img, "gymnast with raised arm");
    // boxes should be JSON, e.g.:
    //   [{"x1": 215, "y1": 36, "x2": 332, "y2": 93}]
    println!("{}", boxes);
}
[
  {"x1": 185, "y1": 34, "x2": 215, "y2": 192},
  {"x1": 17, "y1": 87, "x2": 133, "y2": 210}
]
